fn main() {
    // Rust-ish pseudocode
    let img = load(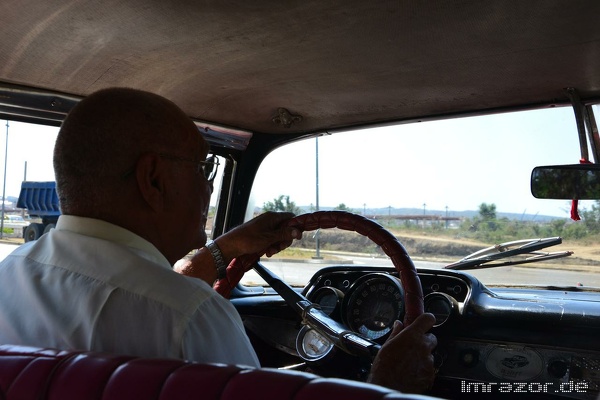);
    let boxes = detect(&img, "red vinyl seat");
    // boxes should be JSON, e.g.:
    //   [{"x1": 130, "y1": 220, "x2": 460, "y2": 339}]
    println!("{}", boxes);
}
[{"x1": 0, "y1": 344, "x2": 440, "y2": 400}]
